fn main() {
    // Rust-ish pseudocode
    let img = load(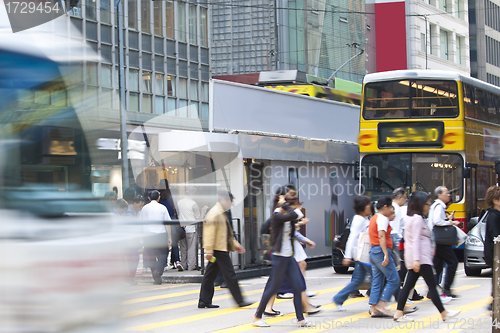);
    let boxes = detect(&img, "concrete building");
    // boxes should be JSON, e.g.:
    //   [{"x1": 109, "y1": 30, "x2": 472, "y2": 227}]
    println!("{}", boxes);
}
[
  {"x1": 210, "y1": 0, "x2": 366, "y2": 83},
  {"x1": 371, "y1": 0, "x2": 470, "y2": 75},
  {"x1": 469, "y1": 0, "x2": 500, "y2": 86}
]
